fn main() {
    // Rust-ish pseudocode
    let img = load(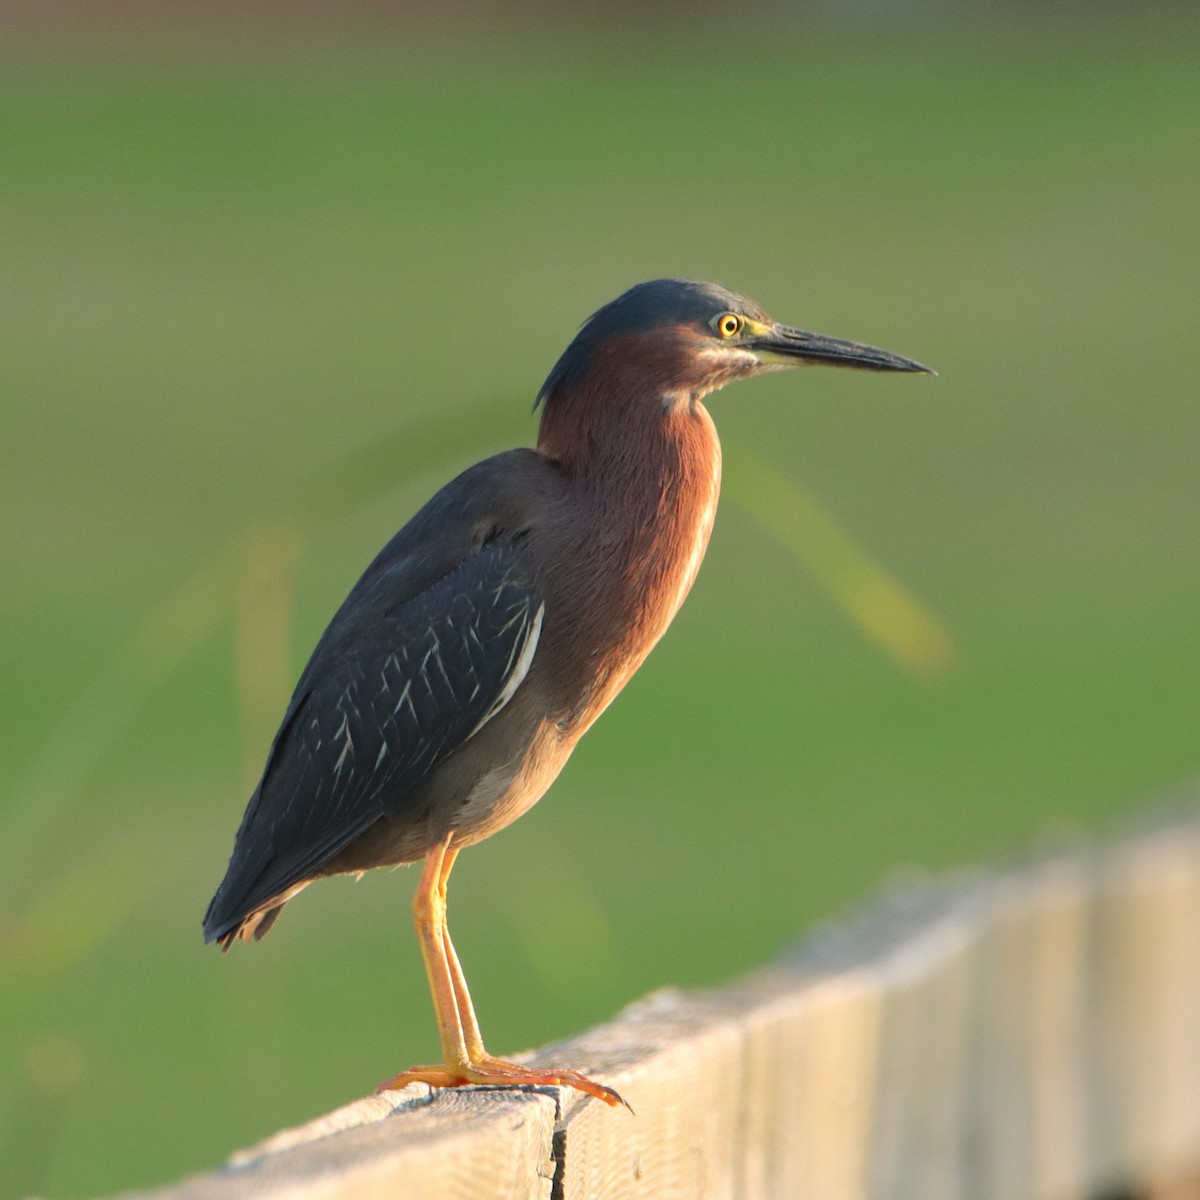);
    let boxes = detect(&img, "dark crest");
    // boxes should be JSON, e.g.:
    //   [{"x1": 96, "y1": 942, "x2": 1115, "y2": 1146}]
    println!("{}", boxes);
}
[{"x1": 535, "y1": 279, "x2": 767, "y2": 410}]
